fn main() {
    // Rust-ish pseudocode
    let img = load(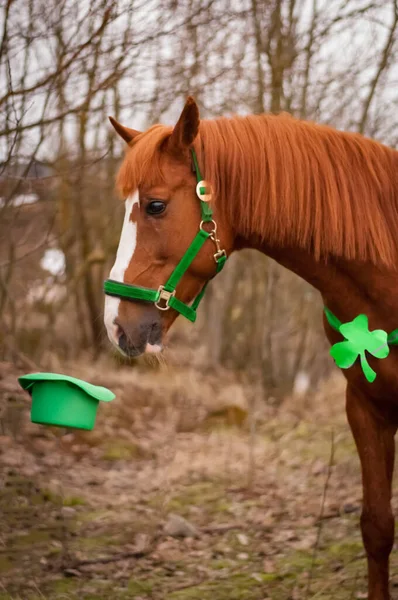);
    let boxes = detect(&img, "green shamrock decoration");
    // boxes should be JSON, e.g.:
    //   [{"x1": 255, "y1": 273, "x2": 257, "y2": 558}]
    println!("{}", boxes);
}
[{"x1": 329, "y1": 313, "x2": 389, "y2": 383}]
